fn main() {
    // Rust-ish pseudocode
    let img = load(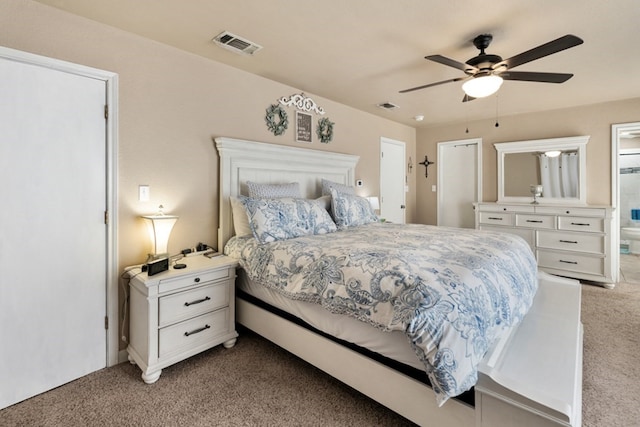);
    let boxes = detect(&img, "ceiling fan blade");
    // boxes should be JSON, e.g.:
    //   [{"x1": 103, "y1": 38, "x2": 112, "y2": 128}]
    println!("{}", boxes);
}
[
  {"x1": 399, "y1": 77, "x2": 465, "y2": 93},
  {"x1": 426, "y1": 55, "x2": 476, "y2": 72},
  {"x1": 500, "y1": 34, "x2": 583, "y2": 70},
  {"x1": 501, "y1": 71, "x2": 574, "y2": 83},
  {"x1": 462, "y1": 94, "x2": 476, "y2": 102}
]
